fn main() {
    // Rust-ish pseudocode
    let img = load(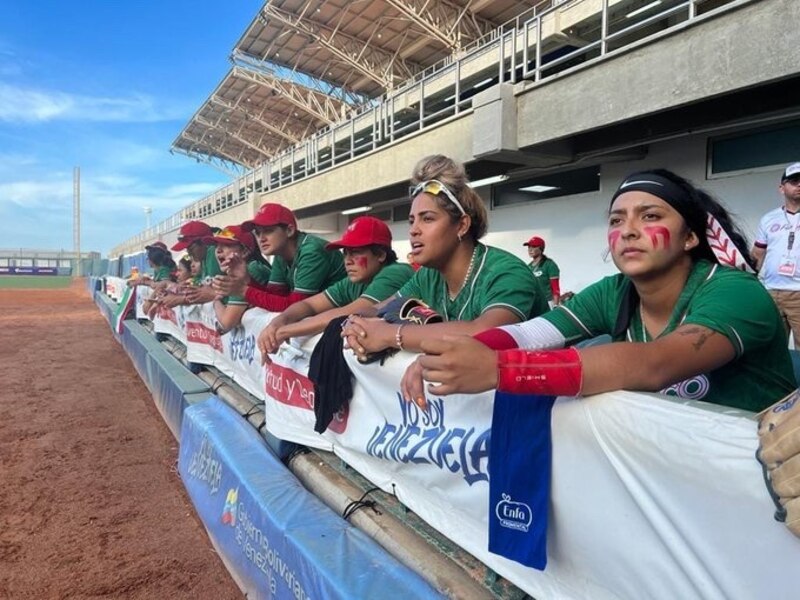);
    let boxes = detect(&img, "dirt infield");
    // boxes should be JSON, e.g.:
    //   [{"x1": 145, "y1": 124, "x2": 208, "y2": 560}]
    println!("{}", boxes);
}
[{"x1": 0, "y1": 283, "x2": 241, "y2": 599}]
